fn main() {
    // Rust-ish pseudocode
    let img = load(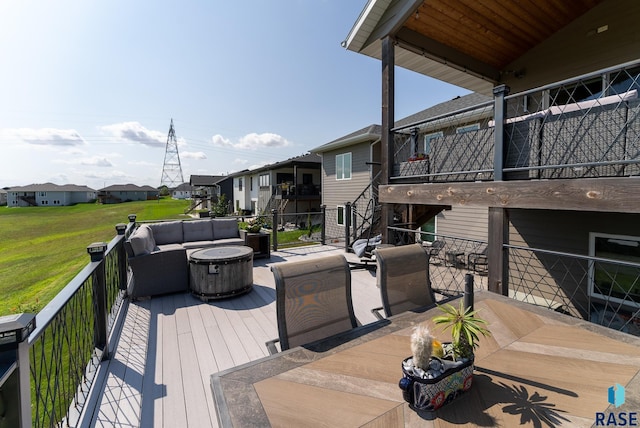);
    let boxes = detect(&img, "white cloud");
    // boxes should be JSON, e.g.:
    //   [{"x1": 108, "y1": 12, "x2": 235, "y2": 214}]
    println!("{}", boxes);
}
[
  {"x1": 211, "y1": 134, "x2": 232, "y2": 147},
  {"x1": 234, "y1": 158, "x2": 249, "y2": 165},
  {"x1": 101, "y1": 122, "x2": 165, "y2": 148},
  {"x1": 54, "y1": 156, "x2": 114, "y2": 167},
  {"x1": 128, "y1": 160, "x2": 156, "y2": 166},
  {"x1": 239, "y1": 133, "x2": 291, "y2": 149},
  {"x1": 211, "y1": 132, "x2": 291, "y2": 150},
  {"x1": 181, "y1": 151, "x2": 207, "y2": 160},
  {"x1": 0, "y1": 127, "x2": 86, "y2": 146}
]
